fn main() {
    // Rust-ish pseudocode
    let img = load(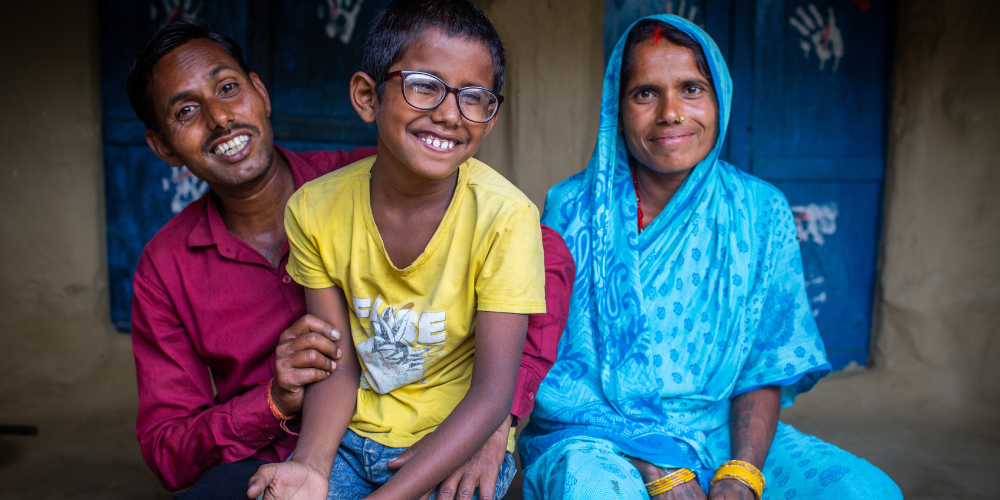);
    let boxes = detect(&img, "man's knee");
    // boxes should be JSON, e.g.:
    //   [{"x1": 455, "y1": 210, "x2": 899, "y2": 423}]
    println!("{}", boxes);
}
[{"x1": 175, "y1": 459, "x2": 270, "y2": 500}]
